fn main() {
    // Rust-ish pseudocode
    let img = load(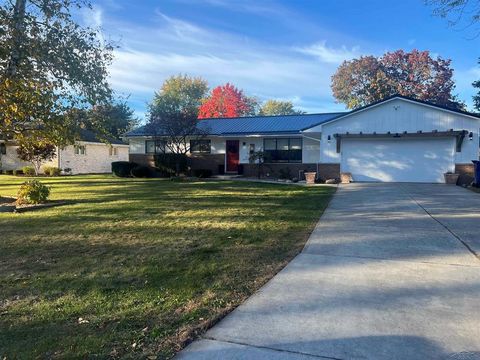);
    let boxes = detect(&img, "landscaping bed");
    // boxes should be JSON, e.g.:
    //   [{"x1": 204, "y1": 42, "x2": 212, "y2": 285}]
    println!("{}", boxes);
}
[{"x1": 0, "y1": 175, "x2": 334, "y2": 359}]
